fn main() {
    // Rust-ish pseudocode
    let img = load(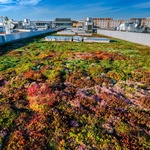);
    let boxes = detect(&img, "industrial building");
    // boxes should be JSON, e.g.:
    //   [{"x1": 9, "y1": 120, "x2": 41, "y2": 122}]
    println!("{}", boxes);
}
[
  {"x1": 53, "y1": 18, "x2": 72, "y2": 28},
  {"x1": 31, "y1": 21, "x2": 52, "y2": 29}
]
